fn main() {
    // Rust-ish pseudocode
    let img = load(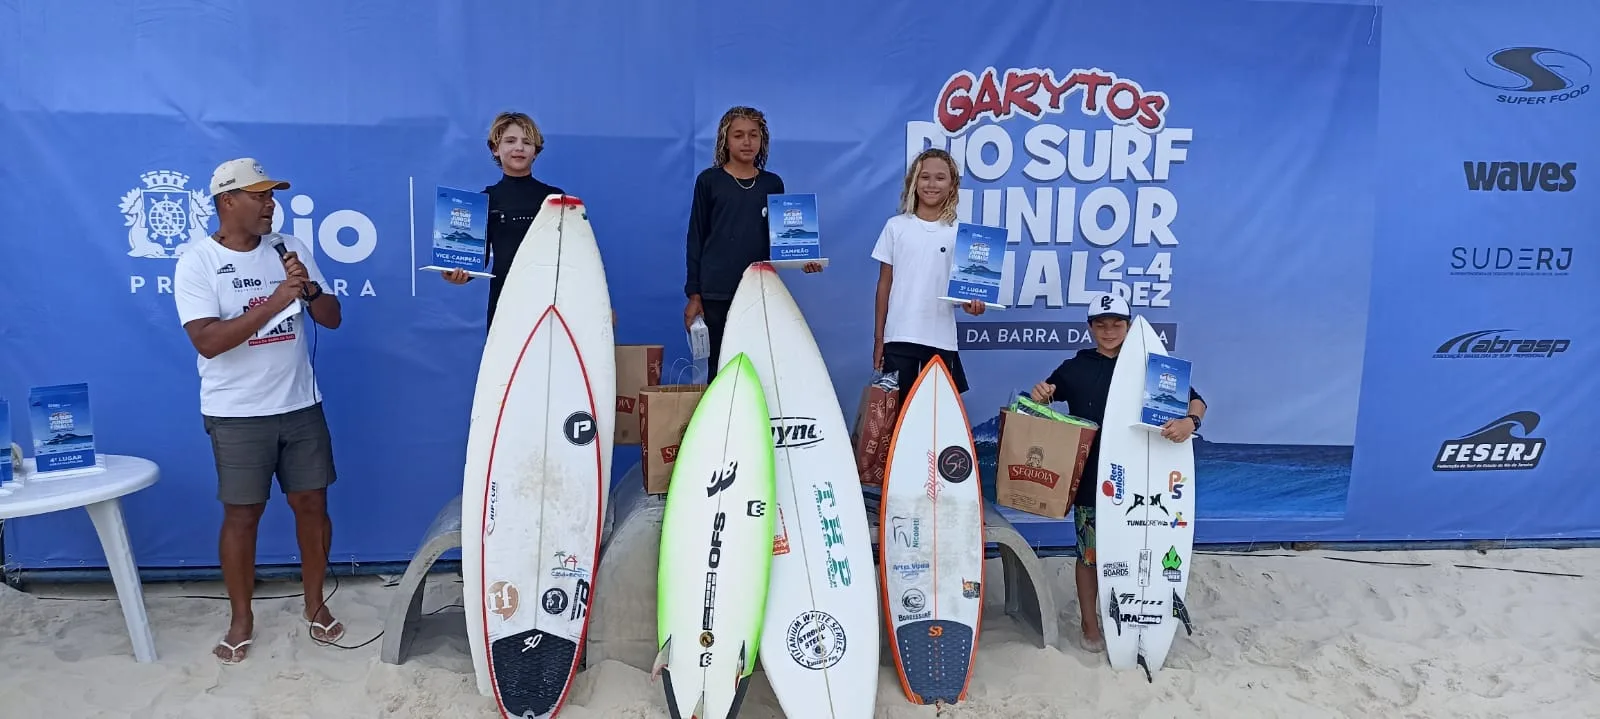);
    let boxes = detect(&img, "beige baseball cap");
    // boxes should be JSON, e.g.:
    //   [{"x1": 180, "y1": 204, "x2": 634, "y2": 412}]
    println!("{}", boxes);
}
[{"x1": 209, "y1": 157, "x2": 291, "y2": 196}]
